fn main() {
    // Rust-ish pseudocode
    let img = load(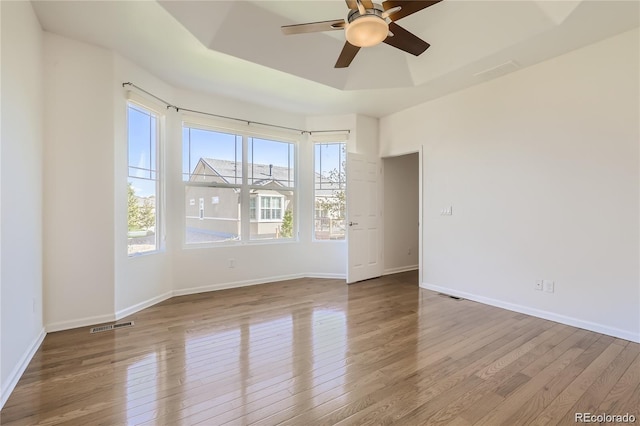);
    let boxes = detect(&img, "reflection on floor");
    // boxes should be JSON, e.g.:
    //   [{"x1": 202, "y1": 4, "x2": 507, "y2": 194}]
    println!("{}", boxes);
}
[{"x1": 2, "y1": 271, "x2": 638, "y2": 425}]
